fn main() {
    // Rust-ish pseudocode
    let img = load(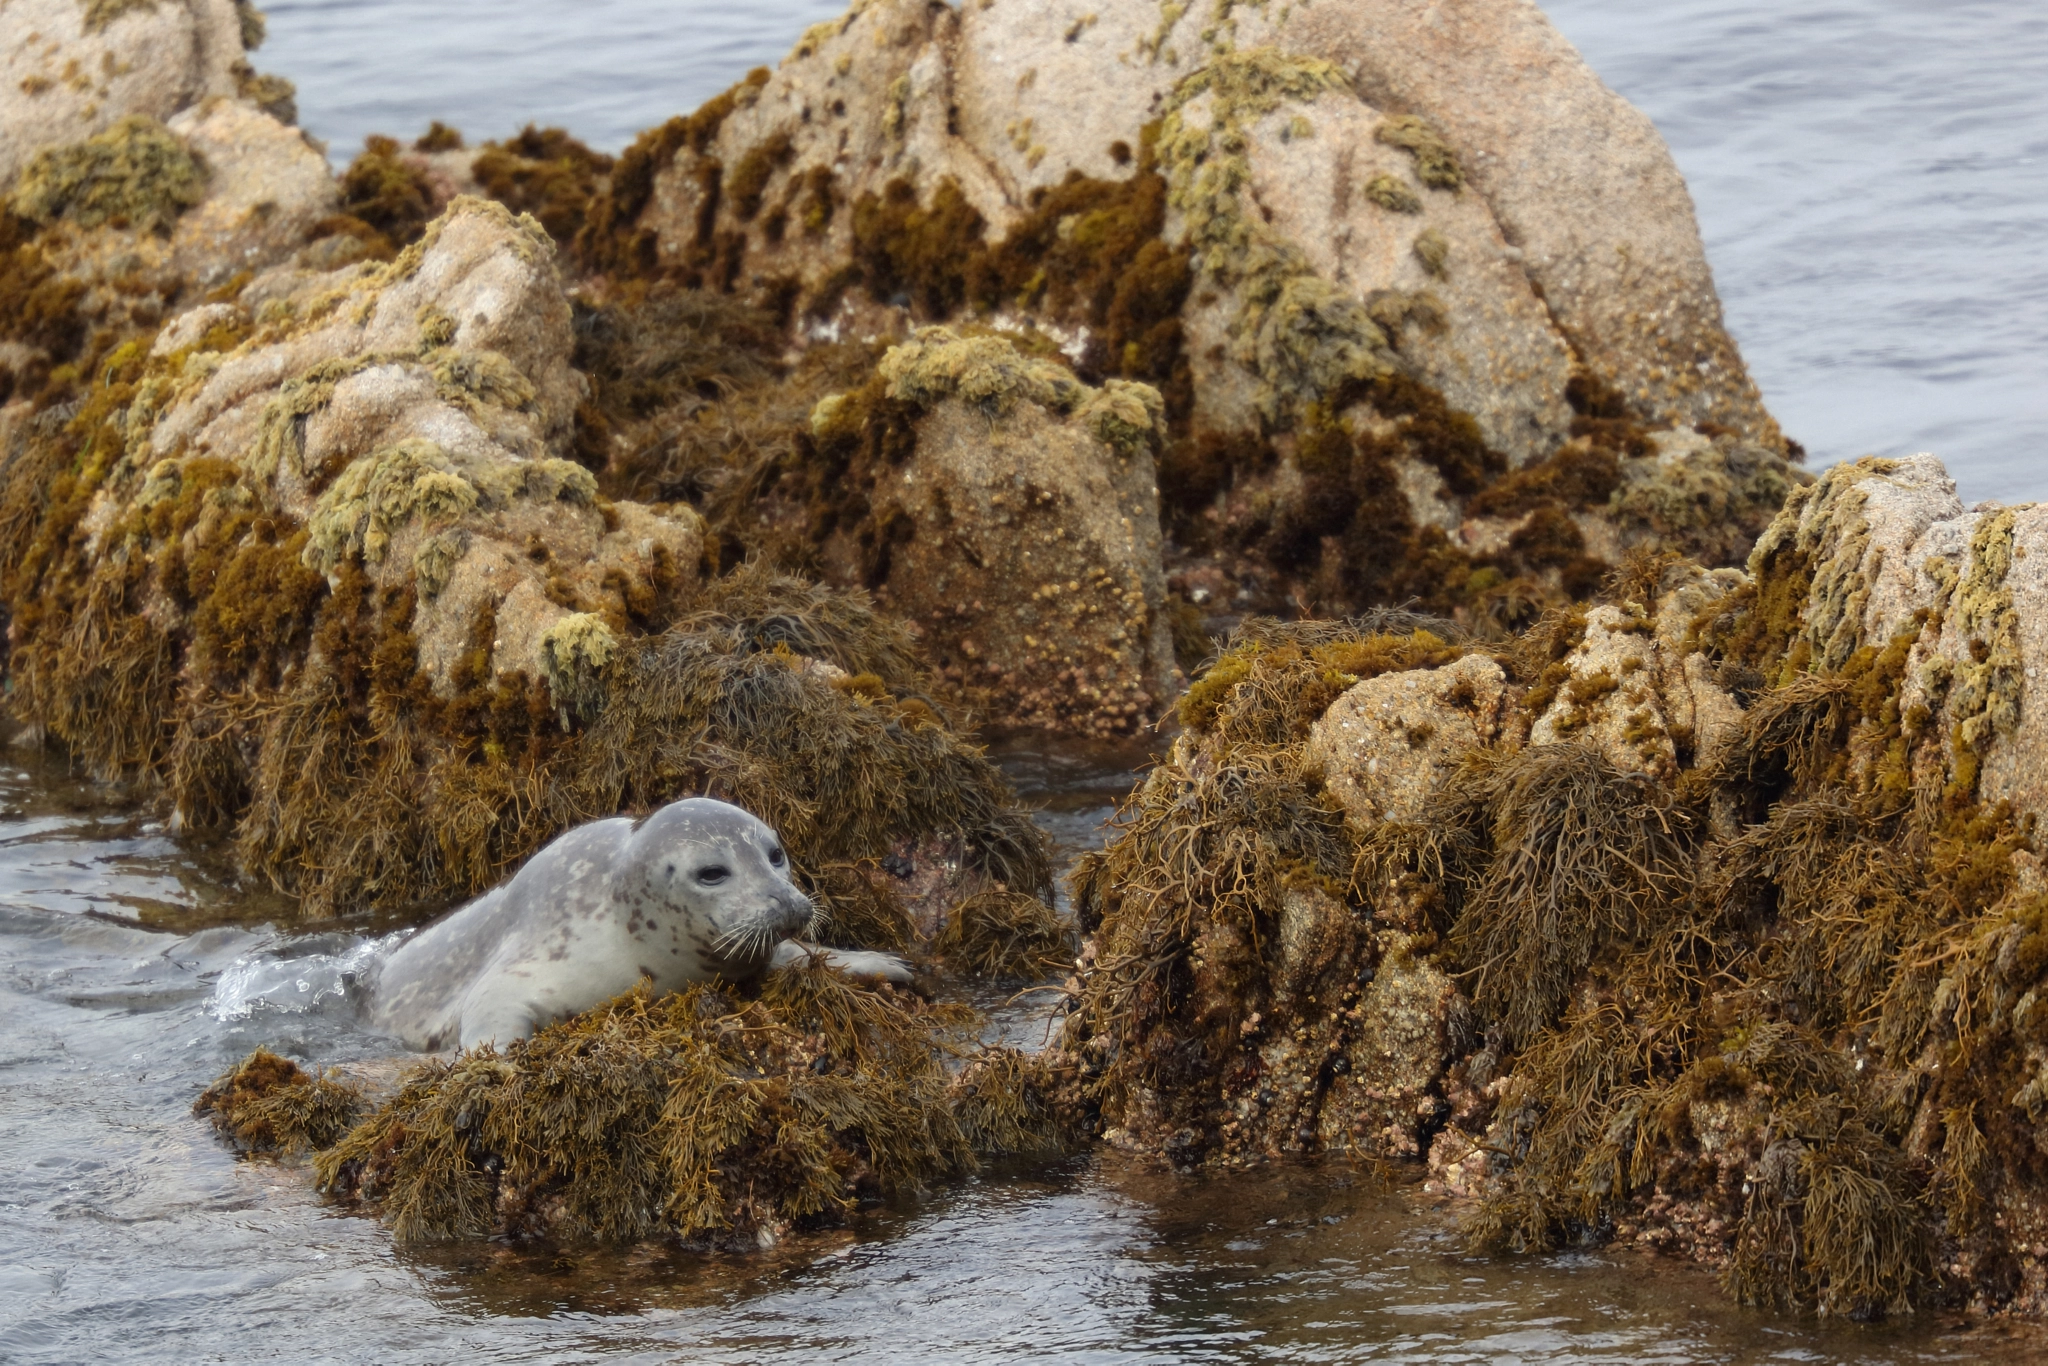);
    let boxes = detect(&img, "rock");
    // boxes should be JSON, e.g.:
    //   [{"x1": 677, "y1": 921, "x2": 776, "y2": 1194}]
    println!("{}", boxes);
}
[
  {"x1": 582, "y1": 0, "x2": 1801, "y2": 650},
  {"x1": 142, "y1": 197, "x2": 686, "y2": 698},
  {"x1": 1317, "y1": 934, "x2": 1465, "y2": 1157},
  {"x1": 608, "y1": 0, "x2": 1771, "y2": 451},
  {"x1": 1279, "y1": 0, "x2": 1776, "y2": 441},
  {"x1": 1309, "y1": 651, "x2": 1512, "y2": 827},
  {"x1": 160, "y1": 96, "x2": 334, "y2": 289},
  {"x1": 4, "y1": 98, "x2": 336, "y2": 392},
  {"x1": 2, "y1": 188, "x2": 1061, "y2": 919},
  {"x1": 0, "y1": 0, "x2": 250, "y2": 188},
  {"x1": 809, "y1": 327, "x2": 1177, "y2": 734},
  {"x1": 1528, "y1": 565, "x2": 1747, "y2": 778},
  {"x1": 1731, "y1": 452, "x2": 2048, "y2": 823},
  {"x1": 1061, "y1": 454, "x2": 2048, "y2": 1317}
]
